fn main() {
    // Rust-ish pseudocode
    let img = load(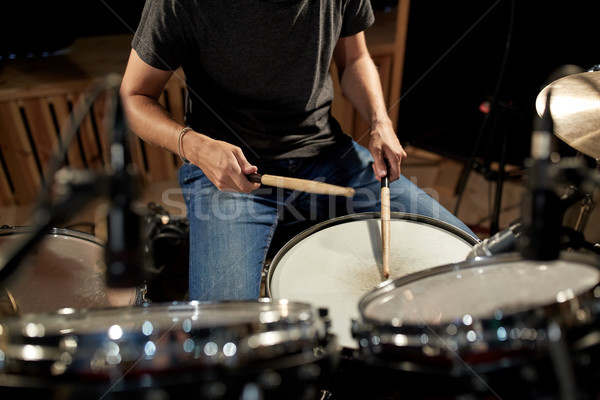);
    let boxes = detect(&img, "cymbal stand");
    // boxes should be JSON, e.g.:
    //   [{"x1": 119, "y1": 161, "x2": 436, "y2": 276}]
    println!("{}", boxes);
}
[
  {"x1": 454, "y1": 100, "x2": 522, "y2": 236},
  {"x1": 489, "y1": 103, "x2": 515, "y2": 235},
  {"x1": 569, "y1": 154, "x2": 599, "y2": 234},
  {"x1": 520, "y1": 150, "x2": 600, "y2": 259}
]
